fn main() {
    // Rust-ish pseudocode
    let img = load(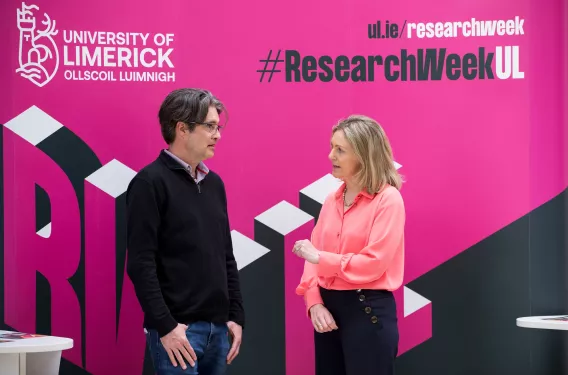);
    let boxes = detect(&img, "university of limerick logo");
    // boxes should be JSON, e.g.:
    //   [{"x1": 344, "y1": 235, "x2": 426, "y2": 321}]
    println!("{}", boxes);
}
[{"x1": 16, "y1": 2, "x2": 59, "y2": 87}]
